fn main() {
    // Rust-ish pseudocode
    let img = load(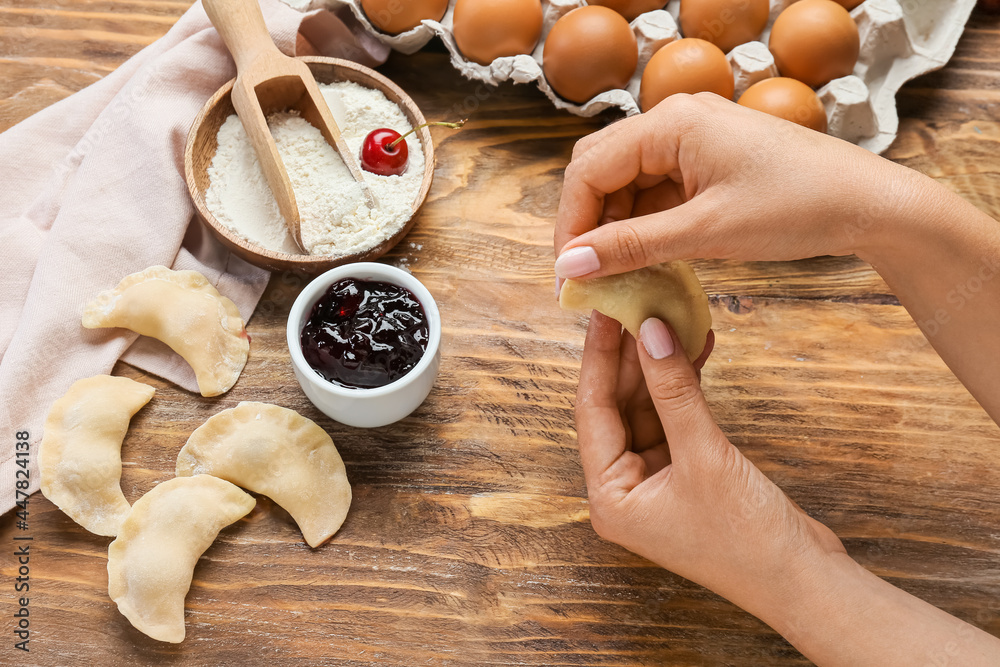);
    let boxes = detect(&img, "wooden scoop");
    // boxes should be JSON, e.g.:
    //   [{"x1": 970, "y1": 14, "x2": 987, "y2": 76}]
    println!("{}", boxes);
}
[{"x1": 203, "y1": 0, "x2": 376, "y2": 252}]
